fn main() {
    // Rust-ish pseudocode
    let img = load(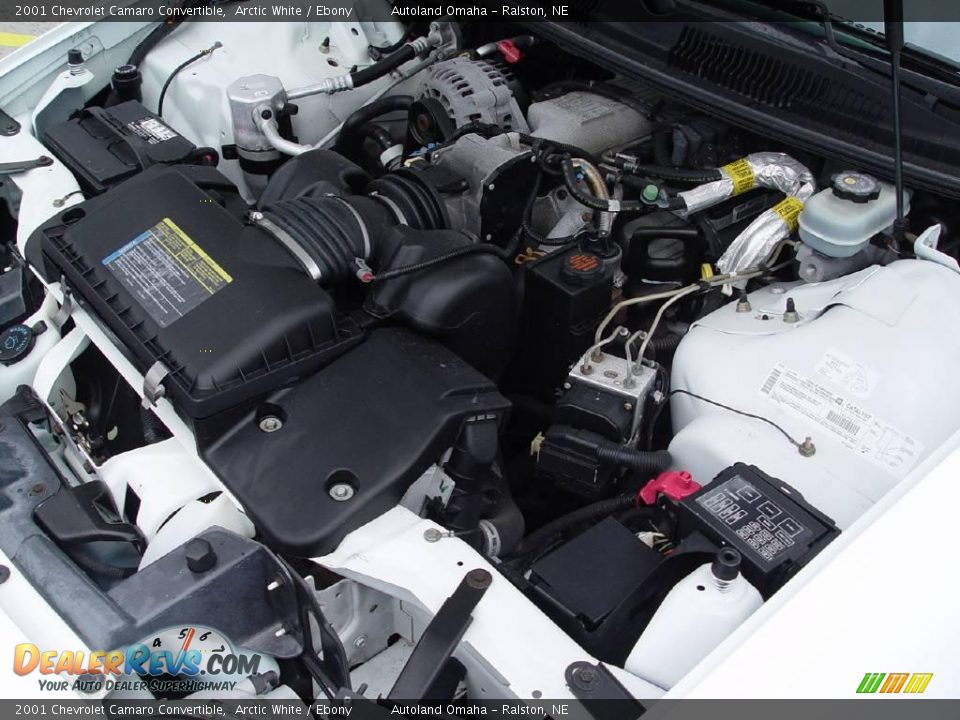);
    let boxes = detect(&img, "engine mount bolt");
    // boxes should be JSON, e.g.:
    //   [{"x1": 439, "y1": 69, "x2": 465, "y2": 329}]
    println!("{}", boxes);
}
[
  {"x1": 329, "y1": 483, "x2": 355, "y2": 501},
  {"x1": 258, "y1": 415, "x2": 283, "y2": 433},
  {"x1": 798, "y1": 437, "x2": 816, "y2": 457},
  {"x1": 623, "y1": 402, "x2": 633, "y2": 411},
  {"x1": 354, "y1": 635, "x2": 367, "y2": 648}
]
